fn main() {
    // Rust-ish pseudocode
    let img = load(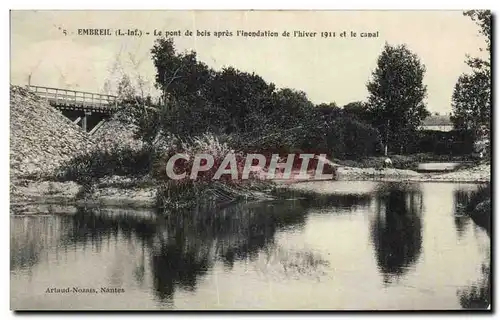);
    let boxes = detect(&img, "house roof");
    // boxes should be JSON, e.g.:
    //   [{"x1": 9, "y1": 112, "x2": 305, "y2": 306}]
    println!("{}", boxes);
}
[{"x1": 422, "y1": 115, "x2": 452, "y2": 126}]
